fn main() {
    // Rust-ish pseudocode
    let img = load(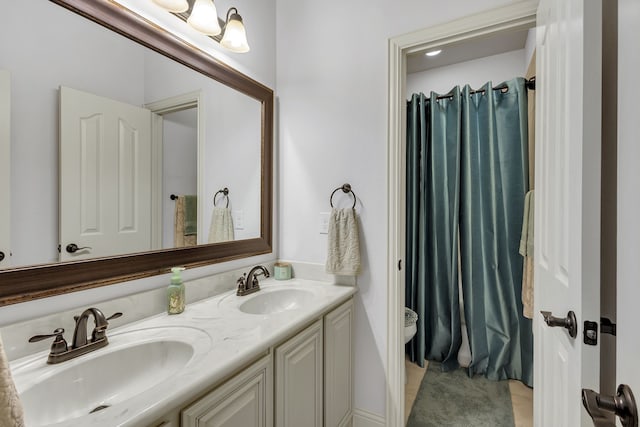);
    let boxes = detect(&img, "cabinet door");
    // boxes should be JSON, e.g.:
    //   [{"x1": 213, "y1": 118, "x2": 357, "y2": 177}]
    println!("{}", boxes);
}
[
  {"x1": 182, "y1": 354, "x2": 273, "y2": 427},
  {"x1": 275, "y1": 320, "x2": 323, "y2": 427},
  {"x1": 324, "y1": 299, "x2": 353, "y2": 427}
]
